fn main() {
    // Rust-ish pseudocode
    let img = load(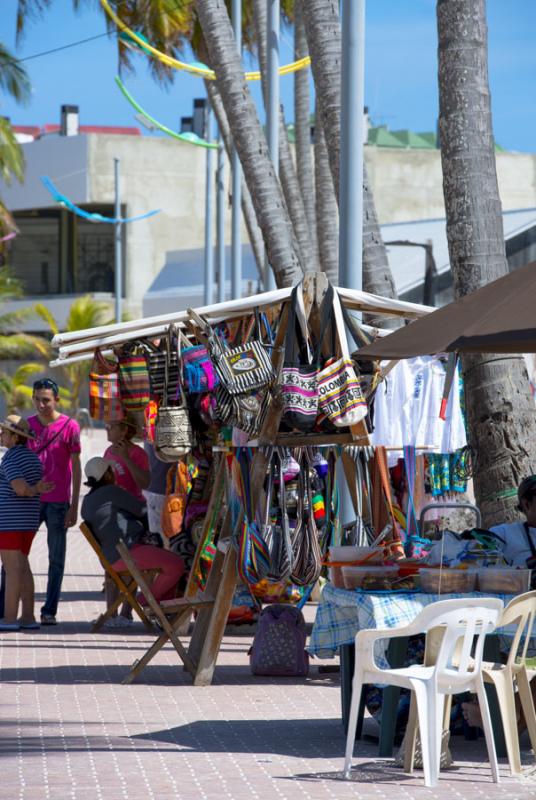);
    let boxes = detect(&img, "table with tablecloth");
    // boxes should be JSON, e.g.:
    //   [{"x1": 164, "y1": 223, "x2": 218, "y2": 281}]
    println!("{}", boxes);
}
[{"x1": 308, "y1": 583, "x2": 514, "y2": 756}]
